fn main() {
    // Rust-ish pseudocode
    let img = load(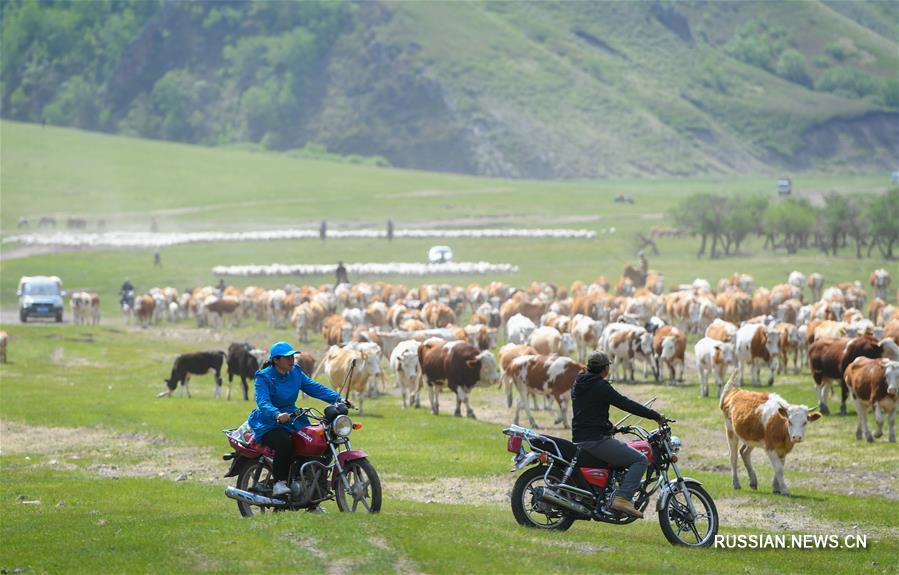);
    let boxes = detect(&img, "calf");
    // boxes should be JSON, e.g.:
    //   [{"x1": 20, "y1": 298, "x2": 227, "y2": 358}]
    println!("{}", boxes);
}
[
  {"x1": 135, "y1": 294, "x2": 155, "y2": 329},
  {"x1": 390, "y1": 340, "x2": 422, "y2": 409},
  {"x1": 419, "y1": 339, "x2": 498, "y2": 418},
  {"x1": 720, "y1": 378, "x2": 821, "y2": 496},
  {"x1": 843, "y1": 357, "x2": 899, "y2": 443},
  {"x1": 508, "y1": 354, "x2": 585, "y2": 429},
  {"x1": 499, "y1": 343, "x2": 538, "y2": 408},
  {"x1": 528, "y1": 326, "x2": 574, "y2": 357},
  {"x1": 808, "y1": 335, "x2": 884, "y2": 415},
  {"x1": 735, "y1": 323, "x2": 780, "y2": 386},
  {"x1": 225, "y1": 343, "x2": 260, "y2": 401},
  {"x1": 694, "y1": 337, "x2": 736, "y2": 397},
  {"x1": 159, "y1": 351, "x2": 226, "y2": 398}
]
